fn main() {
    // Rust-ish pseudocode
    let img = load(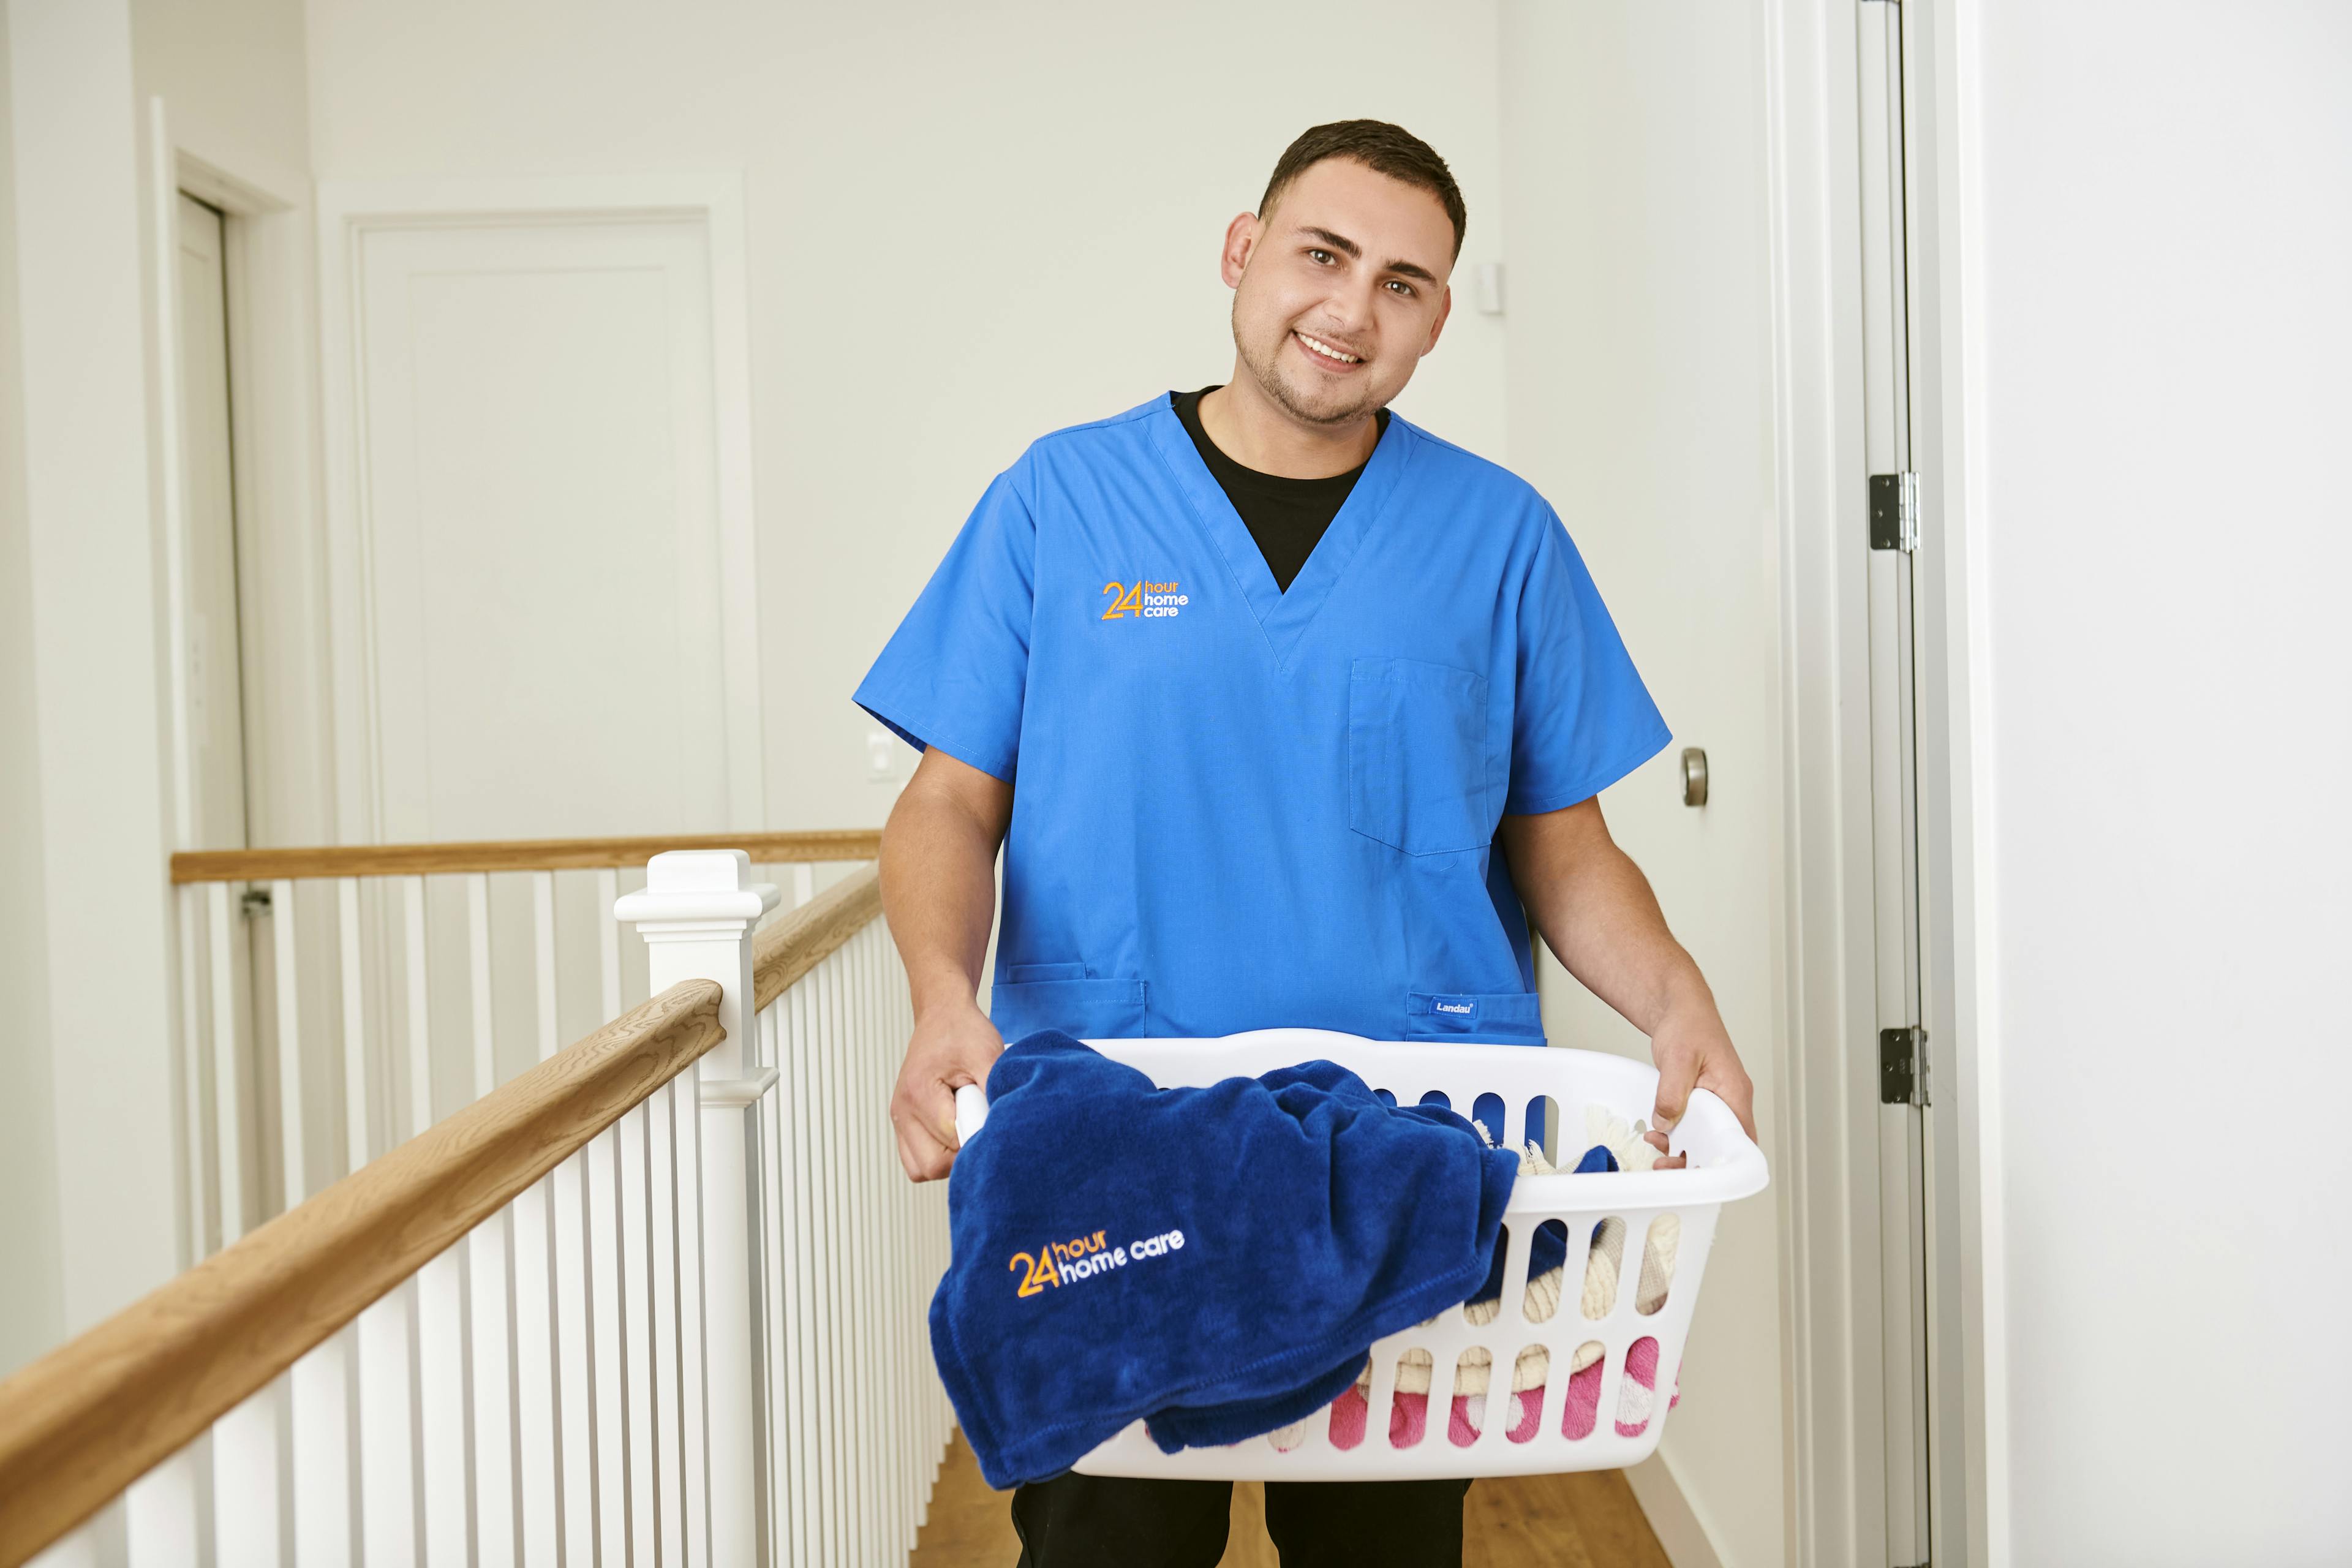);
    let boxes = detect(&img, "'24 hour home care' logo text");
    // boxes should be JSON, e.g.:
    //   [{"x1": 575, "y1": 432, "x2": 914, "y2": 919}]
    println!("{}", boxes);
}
[
  {"x1": 1009, "y1": 1227, "x2": 1186, "y2": 1298},
  {"x1": 1101, "y1": 579, "x2": 1188, "y2": 620}
]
